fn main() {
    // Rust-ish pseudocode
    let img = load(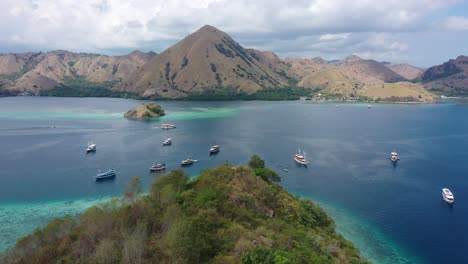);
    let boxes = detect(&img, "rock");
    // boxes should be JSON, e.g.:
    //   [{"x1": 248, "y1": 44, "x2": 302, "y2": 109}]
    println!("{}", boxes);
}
[{"x1": 124, "y1": 103, "x2": 165, "y2": 118}]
